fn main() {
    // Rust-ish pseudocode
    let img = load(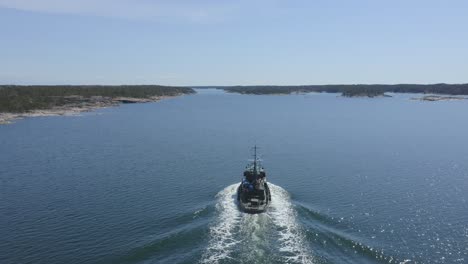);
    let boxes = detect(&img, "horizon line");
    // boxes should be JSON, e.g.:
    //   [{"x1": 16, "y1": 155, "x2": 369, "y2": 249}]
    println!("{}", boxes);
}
[{"x1": 2, "y1": 83, "x2": 468, "y2": 87}]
